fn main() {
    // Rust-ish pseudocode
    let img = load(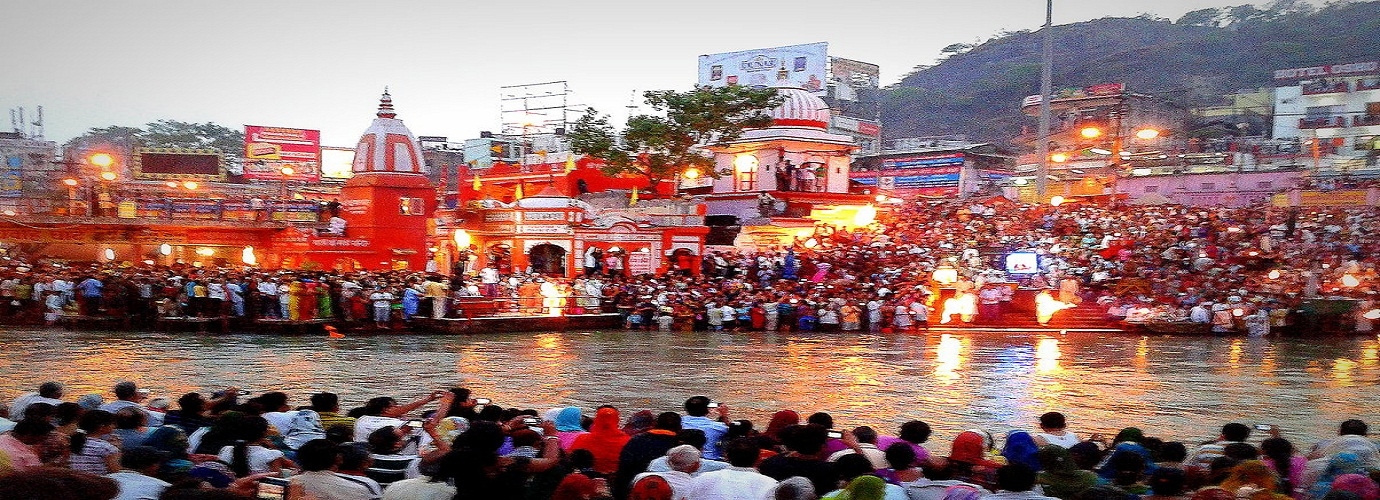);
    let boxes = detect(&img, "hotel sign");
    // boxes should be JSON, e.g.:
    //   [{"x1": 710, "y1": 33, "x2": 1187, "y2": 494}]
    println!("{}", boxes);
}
[
  {"x1": 1274, "y1": 61, "x2": 1379, "y2": 80},
  {"x1": 516, "y1": 224, "x2": 571, "y2": 235}
]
